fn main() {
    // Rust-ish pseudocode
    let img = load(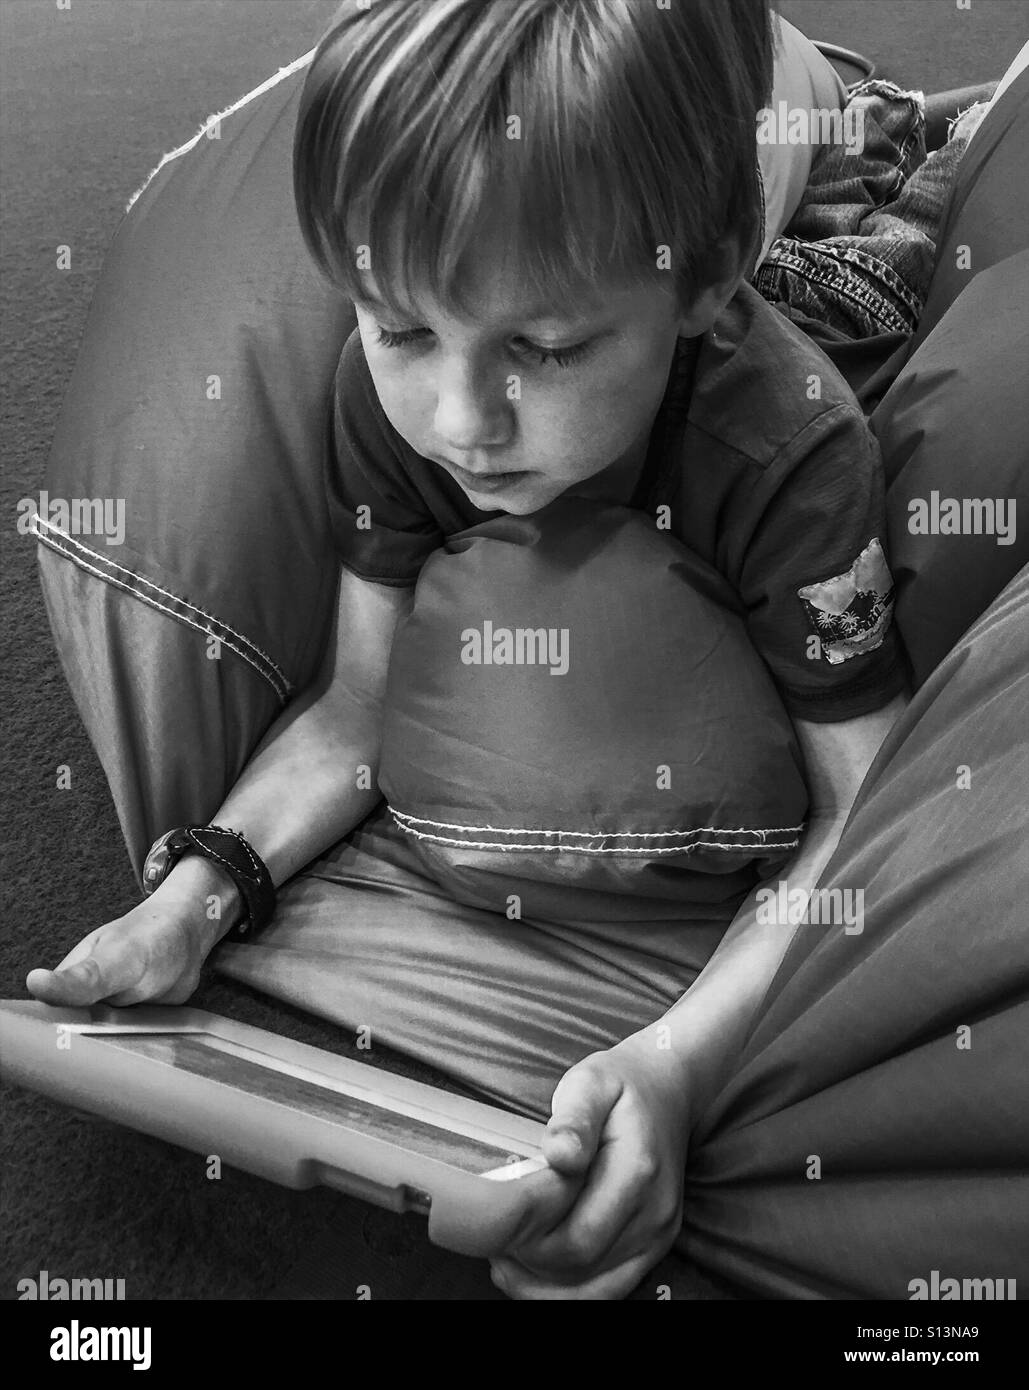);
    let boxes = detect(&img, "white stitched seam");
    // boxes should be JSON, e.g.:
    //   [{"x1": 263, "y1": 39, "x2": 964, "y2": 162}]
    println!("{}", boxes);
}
[
  {"x1": 389, "y1": 809, "x2": 804, "y2": 838},
  {"x1": 36, "y1": 523, "x2": 288, "y2": 702},
  {"x1": 124, "y1": 49, "x2": 317, "y2": 213},
  {"x1": 203, "y1": 826, "x2": 261, "y2": 875},
  {"x1": 391, "y1": 821, "x2": 800, "y2": 855},
  {"x1": 33, "y1": 516, "x2": 290, "y2": 692},
  {"x1": 34, "y1": 519, "x2": 290, "y2": 704},
  {"x1": 187, "y1": 828, "x2": 260, "y2": 881}
]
